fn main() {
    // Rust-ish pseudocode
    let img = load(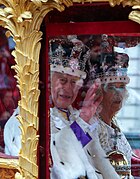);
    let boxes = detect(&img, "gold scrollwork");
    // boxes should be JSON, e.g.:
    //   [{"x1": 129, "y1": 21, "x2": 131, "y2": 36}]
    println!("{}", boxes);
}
[
  {"x1": 129, "y1": 5, "x2": 140, "y2": 24},
  {"x1": 0, "y1": 168, "x2": 17, "y2": 179},
  {"x1": 109, "y1": 0, "x2": 140, "y2": 24}
]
